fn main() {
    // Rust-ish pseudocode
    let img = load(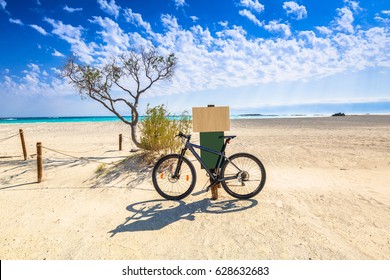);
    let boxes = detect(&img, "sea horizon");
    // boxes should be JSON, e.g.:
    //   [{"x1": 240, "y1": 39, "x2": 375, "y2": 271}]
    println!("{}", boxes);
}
[{"x1": 1, "y1": 113, "x2": 389, "y2": 124}]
